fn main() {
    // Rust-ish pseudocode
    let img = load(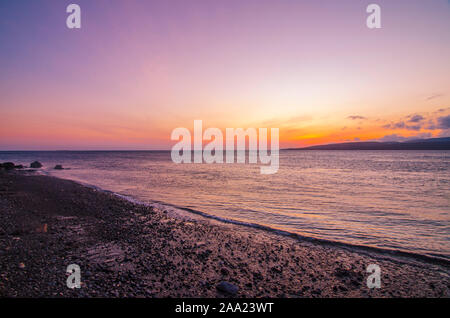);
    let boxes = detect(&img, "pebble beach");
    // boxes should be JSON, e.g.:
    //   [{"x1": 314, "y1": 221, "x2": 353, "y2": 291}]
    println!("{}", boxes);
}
[{"x1": 0, "y1": 170, "x2": 449, "y2": 297}]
